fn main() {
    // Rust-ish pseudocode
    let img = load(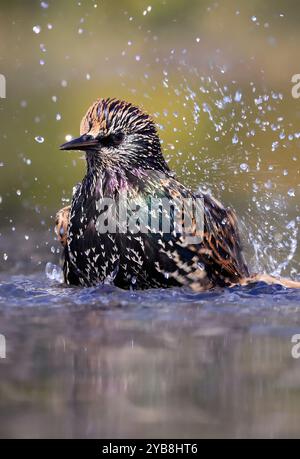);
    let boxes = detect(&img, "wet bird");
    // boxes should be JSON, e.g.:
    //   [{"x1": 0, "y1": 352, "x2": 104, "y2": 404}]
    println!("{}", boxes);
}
[{"x1": 56, "y1": 98, "x2": 250, "y2": 290}]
